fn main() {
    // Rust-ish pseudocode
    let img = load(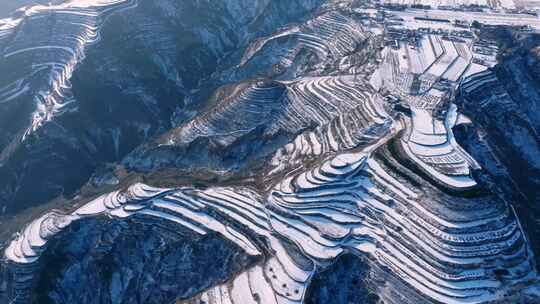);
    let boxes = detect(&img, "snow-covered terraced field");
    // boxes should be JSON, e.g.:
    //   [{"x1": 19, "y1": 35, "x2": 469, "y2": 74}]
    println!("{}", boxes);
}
[
  {"x1": 269, "y1": 79, "x2": 394, "y2": 175},
  {"x1": 460, "y1": 70, "x2": 500, "y2": 97},
  {"x1": 400, "y1": 103, "x2": 479, "y2": 189},
  {"x1": 391, "y1": 9, "x2": 540, "y2": 33},
  {"x1": 165, "y1": 75, "x2": 383, "y2": 149},
  {"x1": 2, "y1": 2, "x2": 540, "y2": 304},
  {"x1": 269, "y1": 147, "x2": 535, "y2": 303},
  {"x1": 190, "y1": 247, "x2": 314, "y2": 304},
  {"x1": 283, "y1": 76, "x2": 379, "y2": 131},
  {"x1": 241, "y1": 10, "x2": 370, "y2": 71},
  {"x1": 380, "y1": 0, "x2": 518, "y2": 9},
  {"x1": 299, "y1": 11, "x2": 368, "y2": 60},
  {"x1": 0, "y1": 0, "x2": 135, "y2": 138},
  {"x1": 426, "y1": 39, "x2": 461, "y2": 80},
  {"x1": 173, "y1": 80, "x2": 288, "y2": 145},
  {"x1": 374, "y1": 30, "x2": 482, "y2": 189},
  {"x1": 4, "y1": 140, "x2": 536, "y2": 303},
  {"x1": 377, "y1": 35, "x2": 473, "y2": 96}
]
